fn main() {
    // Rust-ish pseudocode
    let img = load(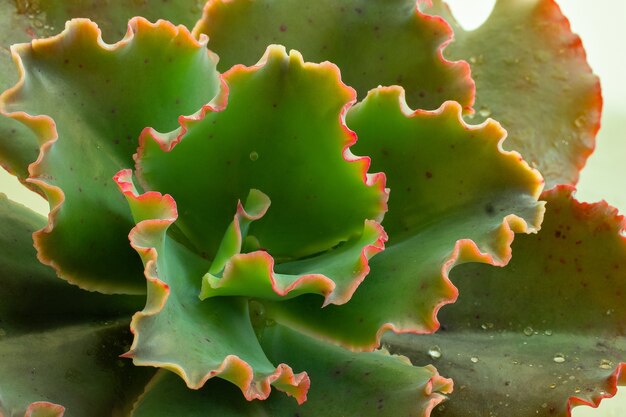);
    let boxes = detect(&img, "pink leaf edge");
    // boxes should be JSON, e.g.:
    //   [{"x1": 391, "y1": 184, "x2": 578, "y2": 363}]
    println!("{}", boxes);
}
[{"x1": 114, "y1": 169, "x2": 310, "y2": 404}]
